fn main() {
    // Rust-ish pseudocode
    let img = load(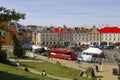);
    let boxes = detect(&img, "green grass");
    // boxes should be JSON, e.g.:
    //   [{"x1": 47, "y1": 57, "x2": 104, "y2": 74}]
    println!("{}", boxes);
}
[
  {"x1": 20, "y1": 62, "x2": 96, "y2": 80},
  {"x1": 7, "y1": 52, "x2": 96, "y2": 80},
  {"x1": 0, "y1": 63, "x2": 59, "y2": 80},
  {"x1": 7, "y1": 52, "x2": 14, "y2": 58},
  {"x1": 7, "y1": 52, "x2": 33, "y2": 60}
]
